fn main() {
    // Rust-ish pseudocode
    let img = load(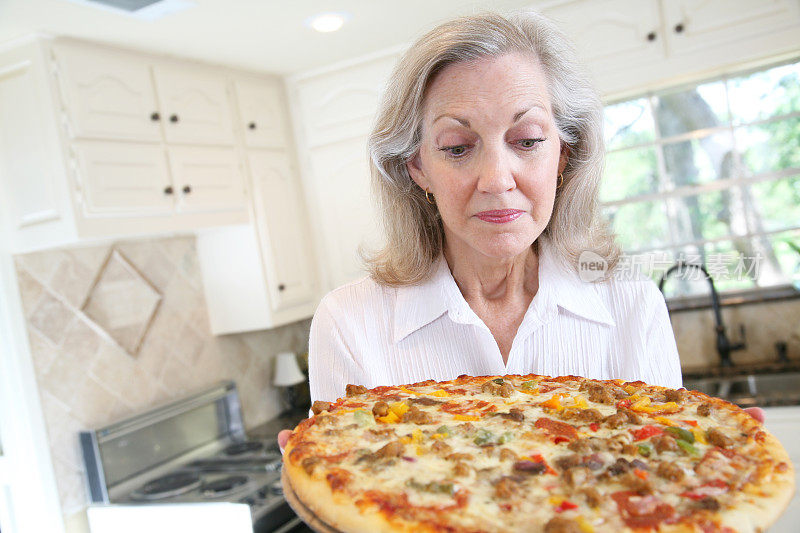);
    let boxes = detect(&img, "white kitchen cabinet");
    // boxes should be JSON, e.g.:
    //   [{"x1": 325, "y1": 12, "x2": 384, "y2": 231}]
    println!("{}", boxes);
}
[
  {"x1": 196, "y1": 80, "x2": 319, "y2": 334},
  {"x1": 662, "y1": 0, "x2": 800, "y2": 58},
  {"x1": 167, "y1": 146, "x2": 245, "y2": 214},
  {"x1": 233, "y1": 78, "x2": 289, "y2": 149},
  {"x1": 248, "y1": 150, "x2": 316, "y2": 313},
  {"x1": 288, "y1": 53, "x2": 396, "y2": 294},
  {"x1": 51, "y1": 40, "x2": 161, "y2": 142},
  {"x1": 0, "y1": 36, "x2": 253, "y2": 252},
  {"x1": 543, "y1": 0, "x2": 800, "y2": 98},
  {"x1": 152, "y1": 63, "x2": 236, "y2": 146},
  {"x1": 541, "y1": 0, "x2": 665, "y2": 77},
  {"x1": 71, "y1": 140, "x2": 172, "y2": 215}
]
